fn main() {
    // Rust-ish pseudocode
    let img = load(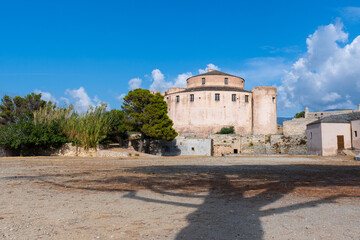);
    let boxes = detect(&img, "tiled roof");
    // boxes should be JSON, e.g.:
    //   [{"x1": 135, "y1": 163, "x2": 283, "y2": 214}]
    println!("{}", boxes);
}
[
  {"x1": 307, "y1": 112, "x2": 360, "y2": 126},
  {"x1": 187, "y1": 70, "x2": 244, "y2": 80},
  {"x1": 166, "y1": 86, "x2": 251, "y2": 95}
]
